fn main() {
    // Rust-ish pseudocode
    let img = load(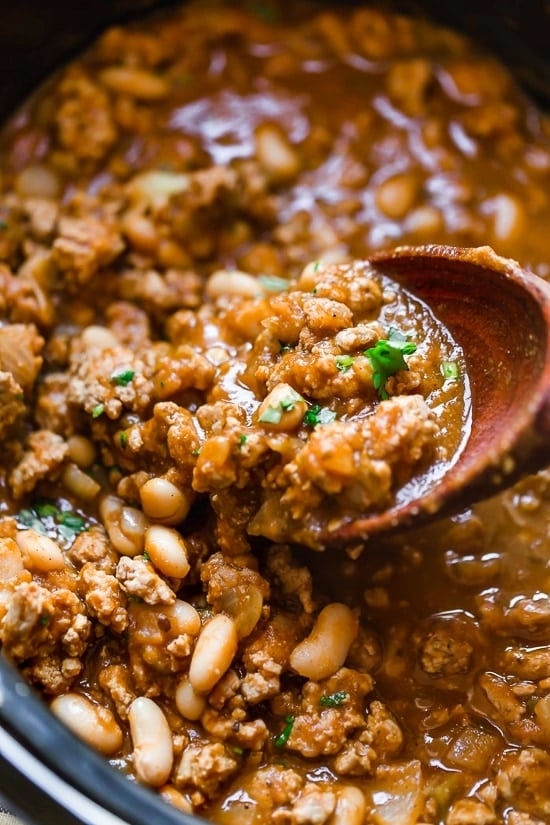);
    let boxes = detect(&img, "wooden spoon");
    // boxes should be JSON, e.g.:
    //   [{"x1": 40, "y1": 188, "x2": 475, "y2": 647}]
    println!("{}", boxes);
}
[{"x1": 329, "y1": 244, "x2": 550, "y2": 544}]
